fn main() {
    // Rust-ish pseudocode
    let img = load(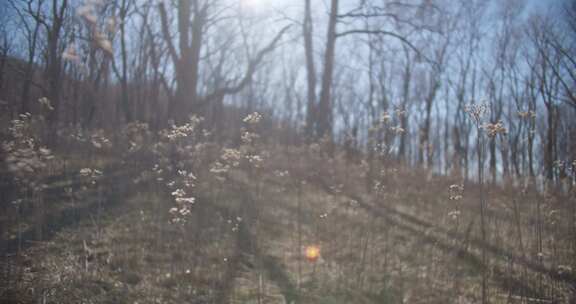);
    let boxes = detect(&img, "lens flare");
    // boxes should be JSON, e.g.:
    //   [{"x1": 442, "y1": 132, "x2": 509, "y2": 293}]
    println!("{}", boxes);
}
[{"x1": 305, "y1": 245, "x2": 320, "y2": 262}]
